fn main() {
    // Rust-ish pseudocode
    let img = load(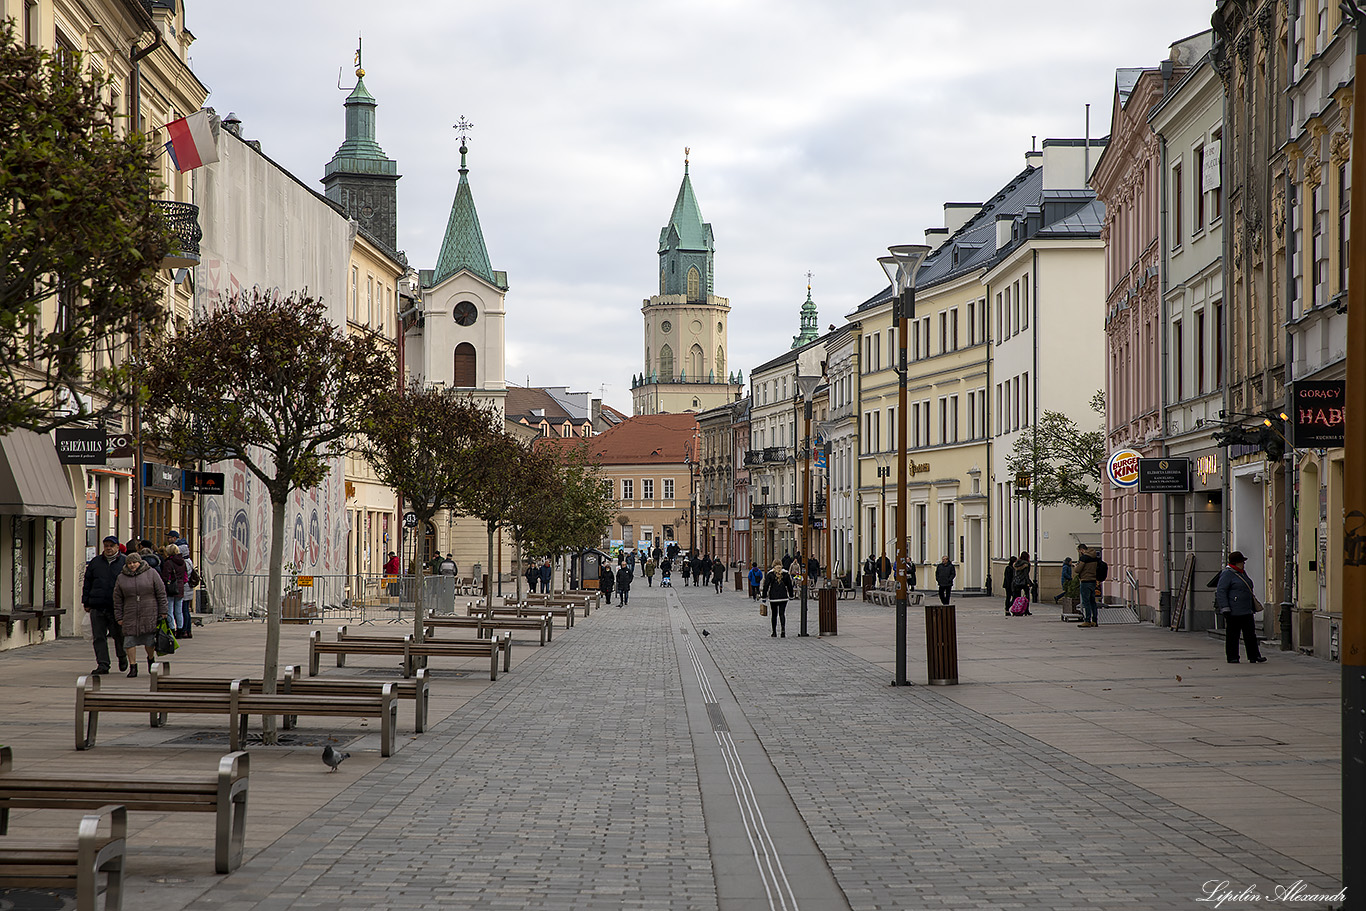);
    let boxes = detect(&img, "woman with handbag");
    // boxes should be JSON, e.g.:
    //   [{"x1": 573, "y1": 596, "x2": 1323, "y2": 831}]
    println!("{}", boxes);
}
[
  {"x1": 1215, "y1": 551, "x2": 1266, "y2": 664},
  {"x1": 761, "y1": 562, "x2": 794, "y2": 638},
  {"x1": 112, "y1": 550, "x2": 168, "y2": 678}
]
